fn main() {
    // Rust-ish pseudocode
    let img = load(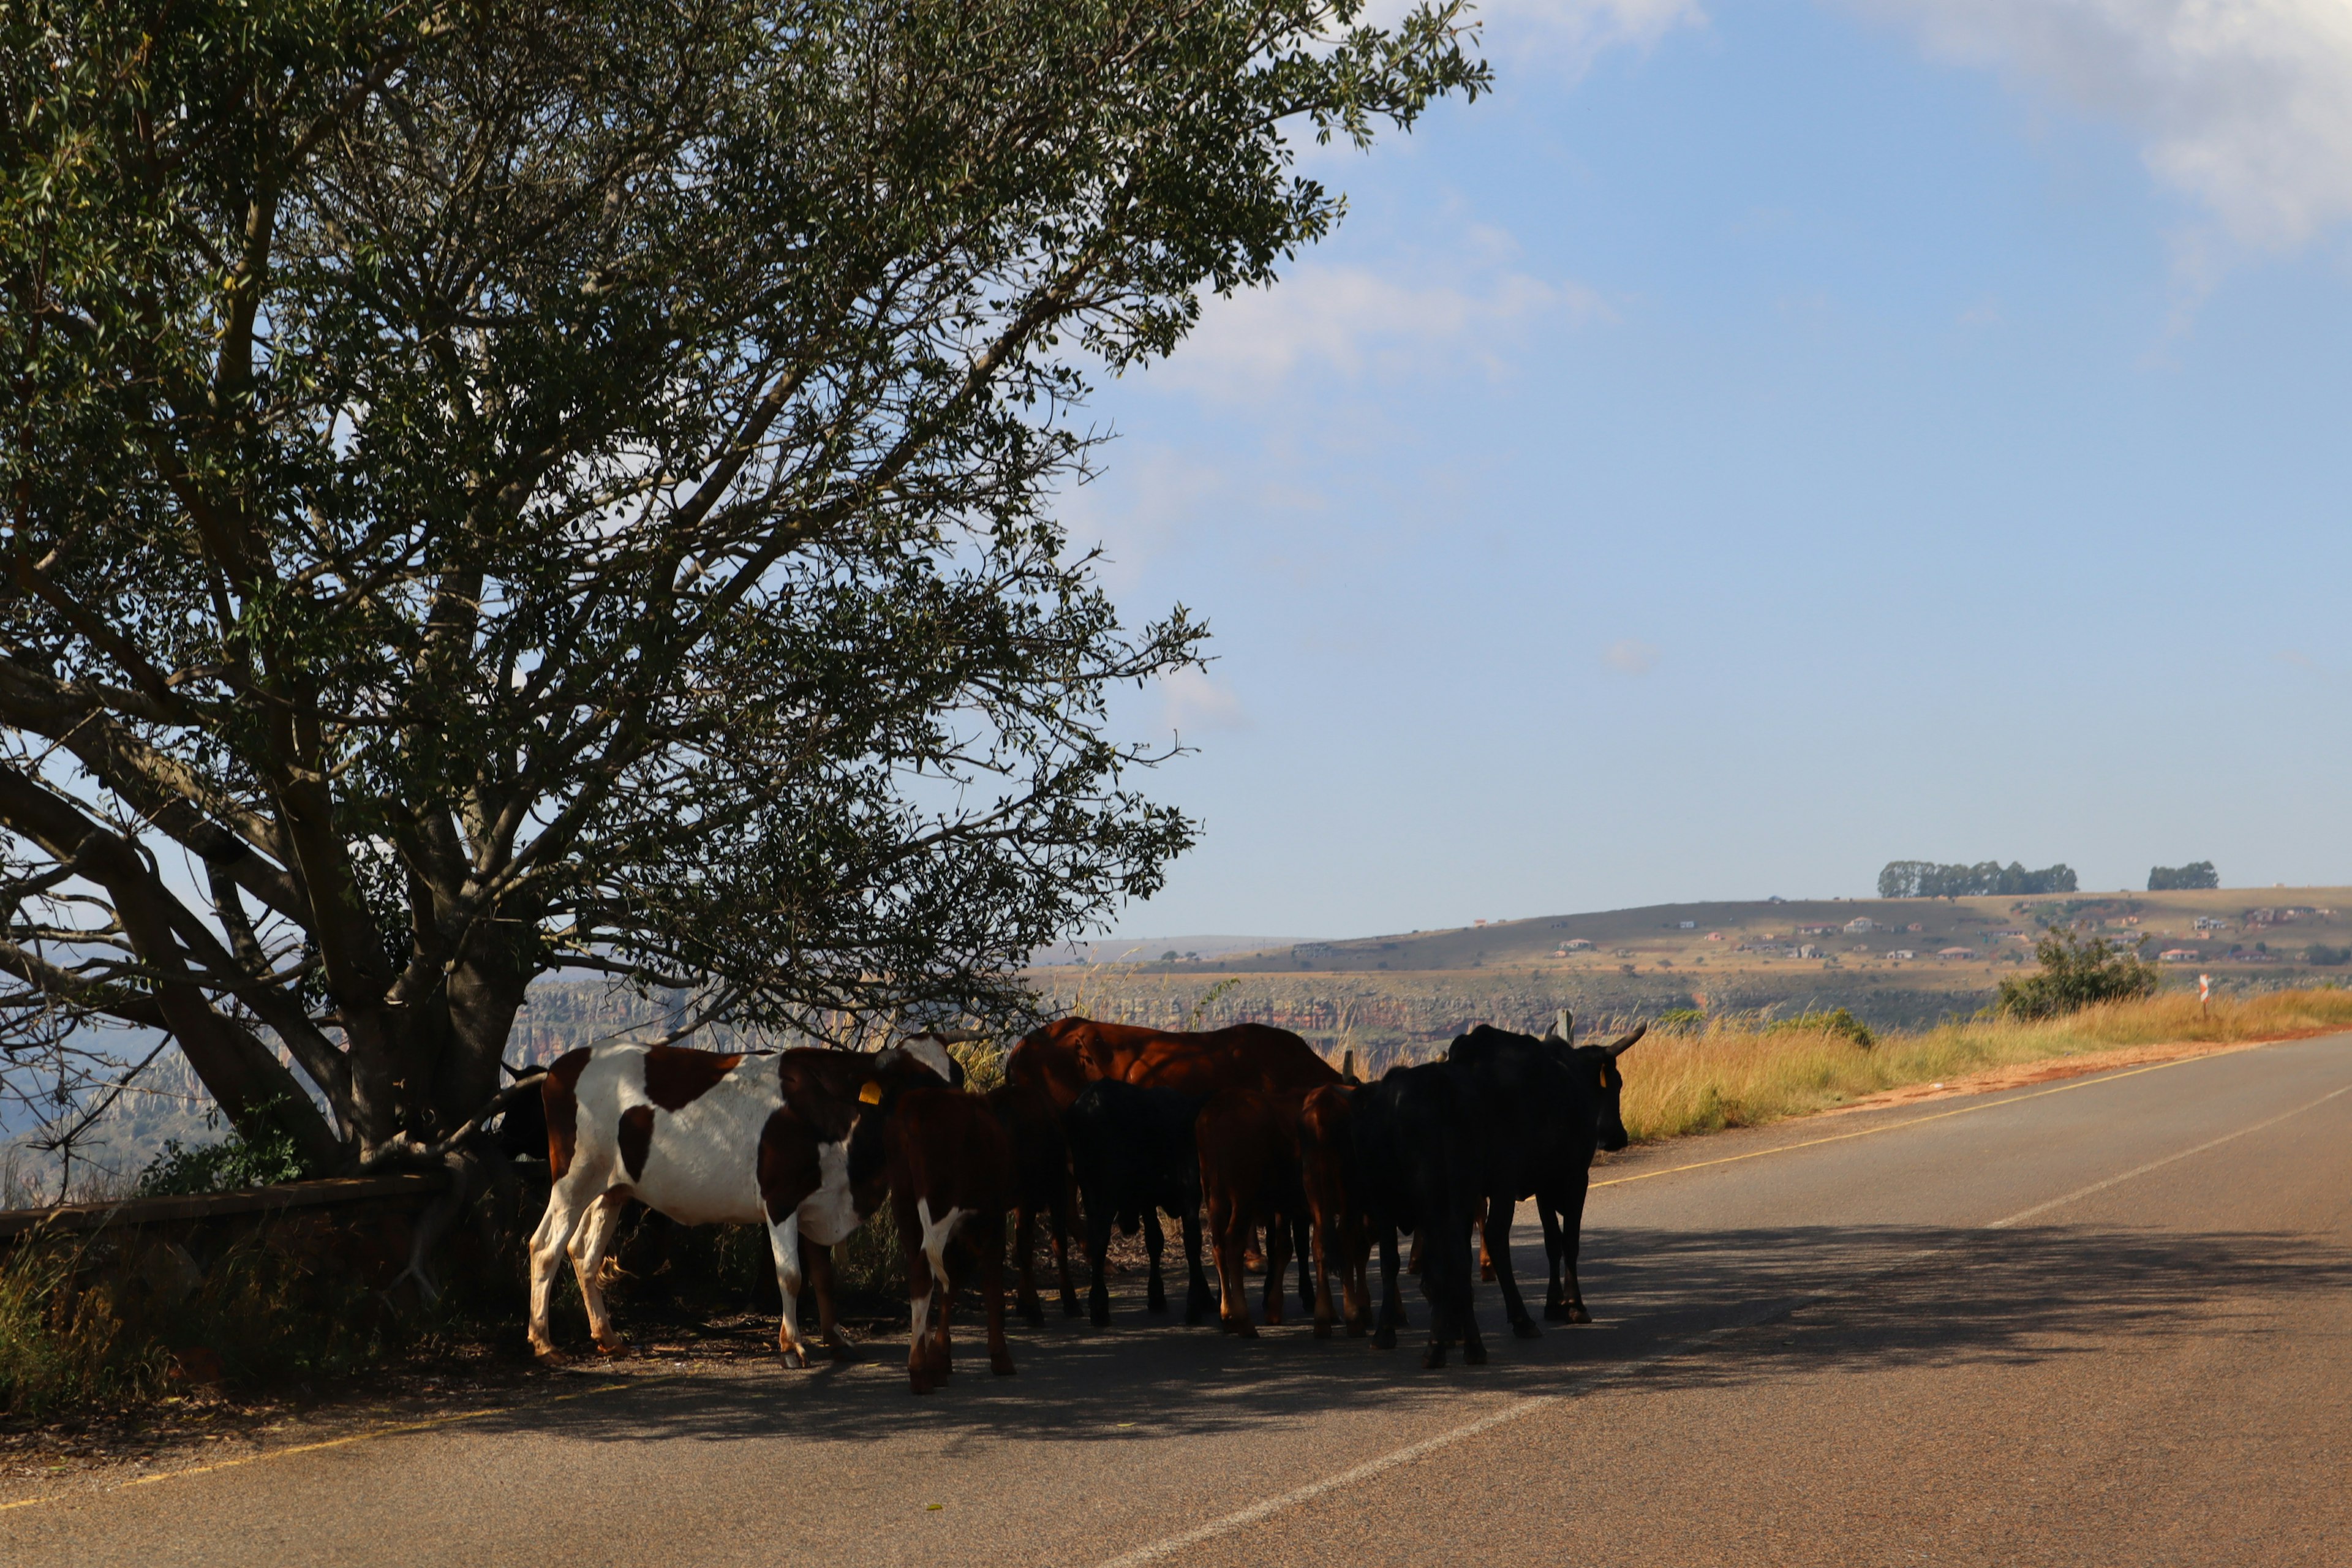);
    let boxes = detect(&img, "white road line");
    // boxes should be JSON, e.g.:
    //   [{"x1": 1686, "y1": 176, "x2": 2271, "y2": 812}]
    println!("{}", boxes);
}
[
  {"x1": 1986, "y1": 1081, "x2": 2352, "y2": 1229},
  {"x1": 1096, "y1": 1067, "x2": 2352, "y2": 1567}
]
